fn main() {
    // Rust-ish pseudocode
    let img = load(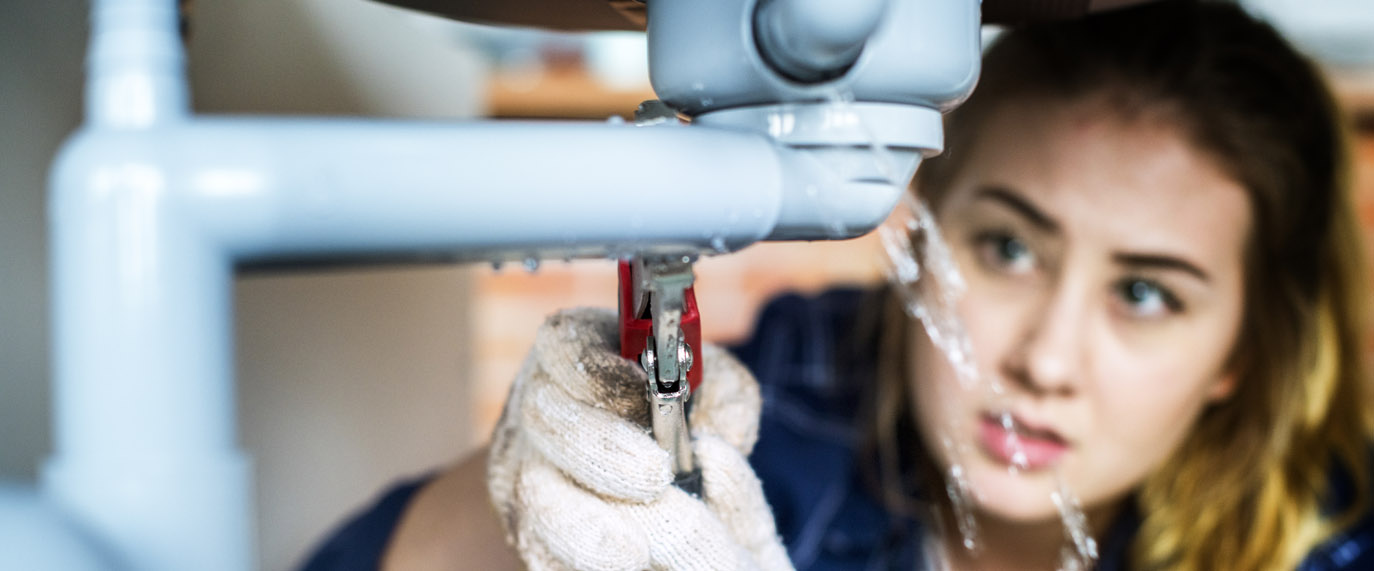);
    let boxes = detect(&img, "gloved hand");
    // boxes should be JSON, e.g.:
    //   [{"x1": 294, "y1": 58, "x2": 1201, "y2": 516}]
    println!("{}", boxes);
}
[{"x1": 487, "y1": 308, "x2": 793, "y2": 571}]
